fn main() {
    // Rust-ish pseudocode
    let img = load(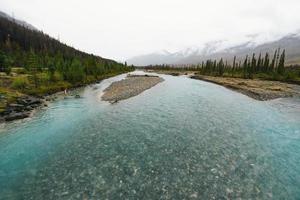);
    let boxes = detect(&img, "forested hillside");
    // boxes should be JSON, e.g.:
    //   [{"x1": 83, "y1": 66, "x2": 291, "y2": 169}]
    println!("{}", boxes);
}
[
  {"x1": 0, "y1": 14, "x2": 133, "y2": 113},
  {"x1": 0, "y1": 15, "x2": 133, "y2": 83}
]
